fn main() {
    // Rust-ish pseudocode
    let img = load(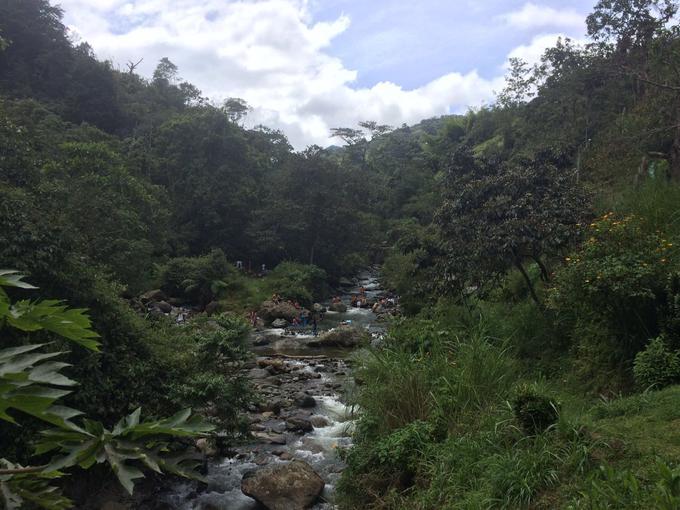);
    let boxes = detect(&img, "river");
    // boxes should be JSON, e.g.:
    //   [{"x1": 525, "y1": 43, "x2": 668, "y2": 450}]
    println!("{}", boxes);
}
[{"x1": 163, "y1": 272, "x2": 387, "y2": 510}]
